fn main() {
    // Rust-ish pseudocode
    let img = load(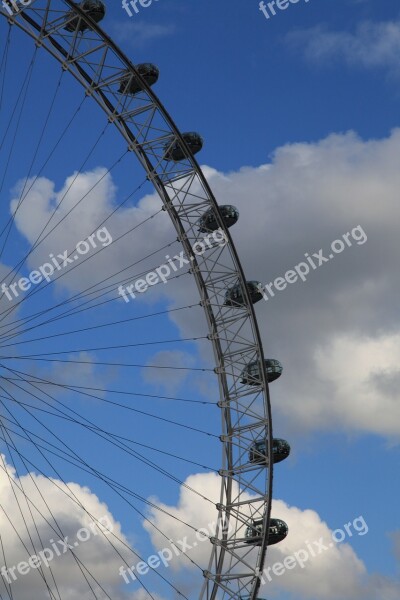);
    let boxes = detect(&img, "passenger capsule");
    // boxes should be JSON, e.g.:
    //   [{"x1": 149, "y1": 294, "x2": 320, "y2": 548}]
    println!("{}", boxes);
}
[
  {"x1": 268, "y1": 518, "x2": 289, "y2": 545},
  {"x1": 249, "y1": 438, "x2": 291, "y2": 465},
  {"x1": 198, "y1": 205, "x2": 239, "y2": 233},
  {"x1": 241, "y1": 358, "x2": 283, "y2": 385},
  {"x1": 119, "y1": 64, "x2": 159, "y2": 95},
  {"x1": 224, "y1": 281, "x2": 263, "y2": 307},
  {"x1": 64, "y1": 0, "x2": 106, "y2": 32},
  {"x1": 164, "y1": 132, "x2": 203, "y2": 162},
  {"x1": 245, "y1": 518, "x2": 288, "y2": 546}
]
